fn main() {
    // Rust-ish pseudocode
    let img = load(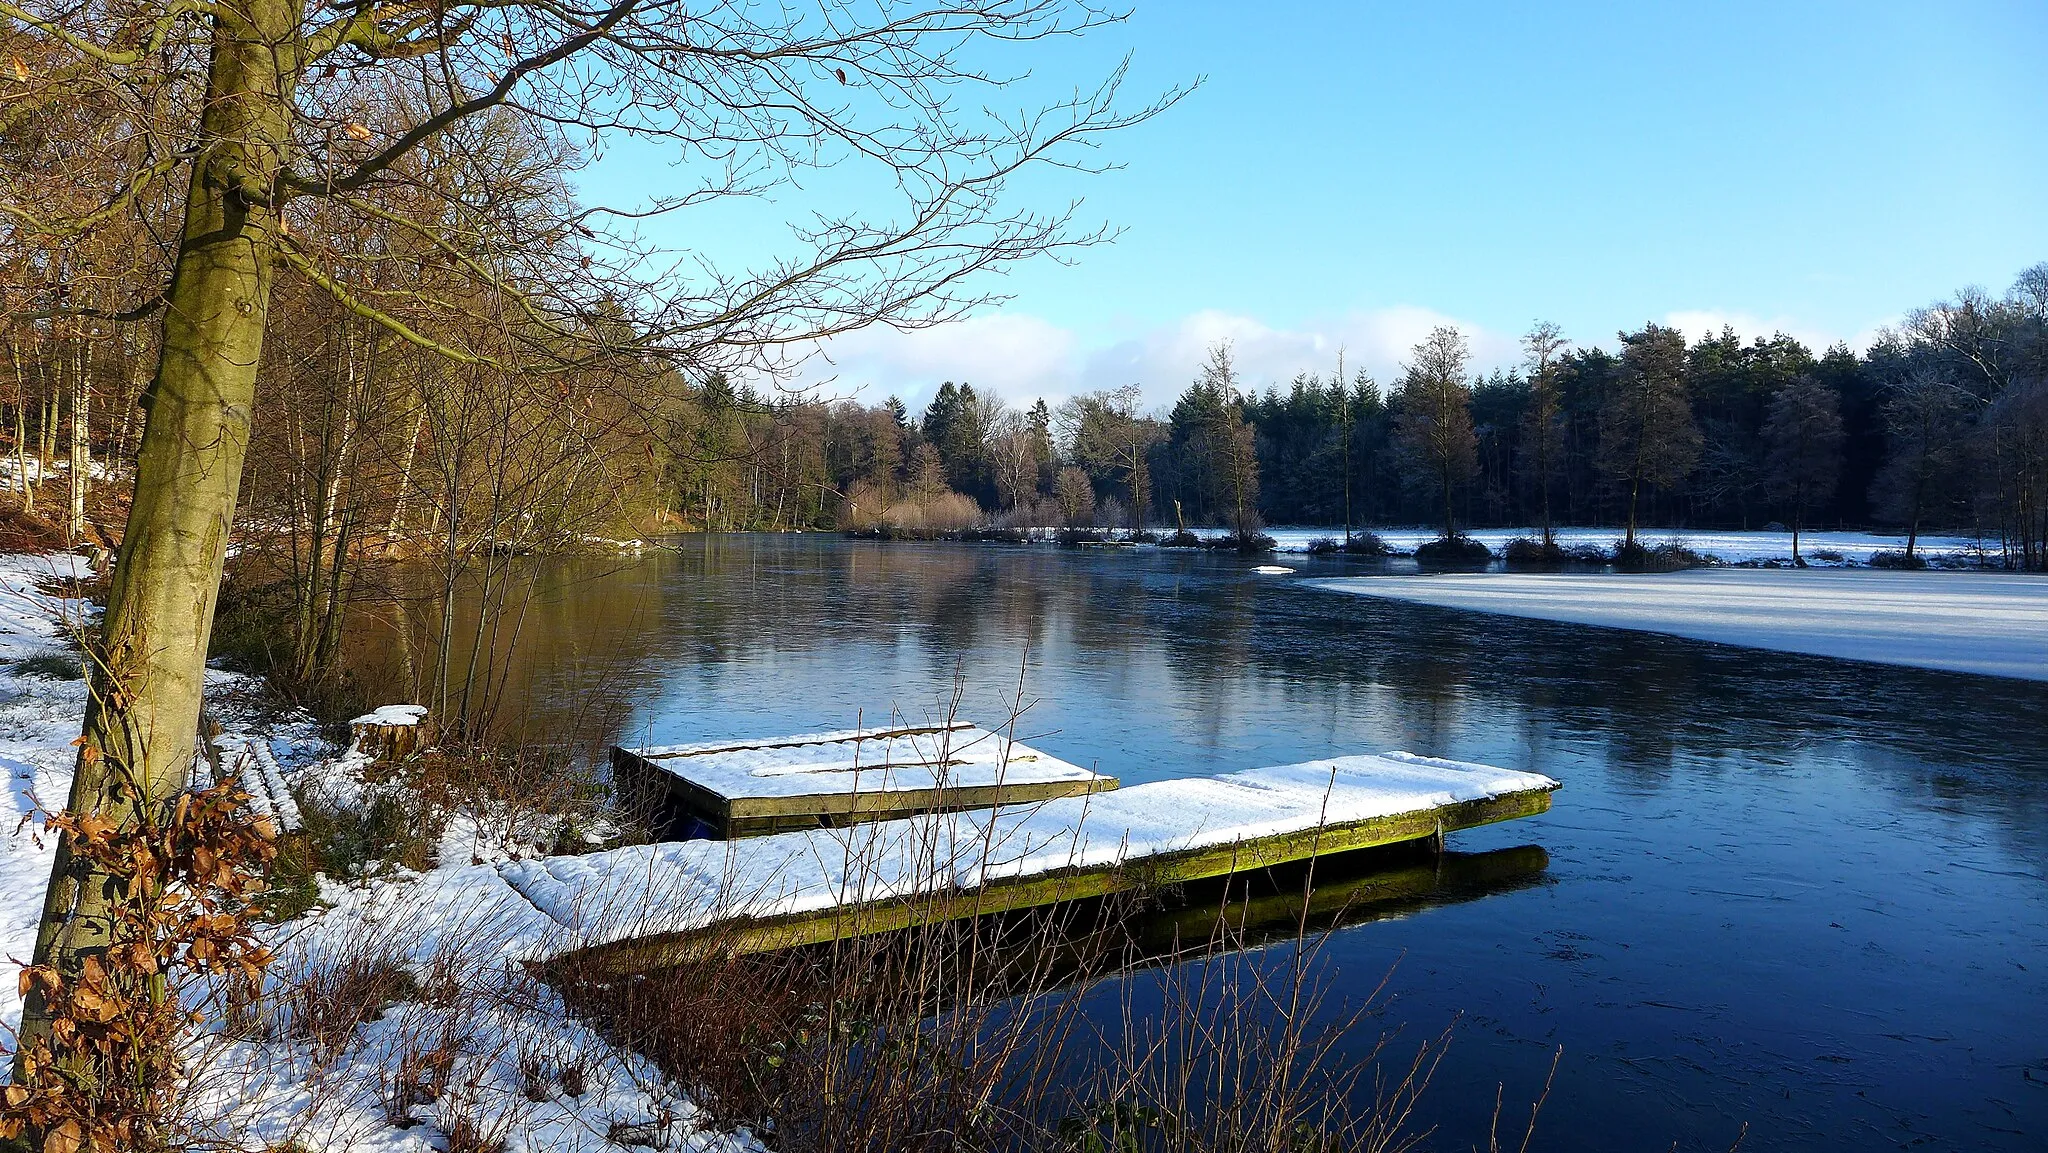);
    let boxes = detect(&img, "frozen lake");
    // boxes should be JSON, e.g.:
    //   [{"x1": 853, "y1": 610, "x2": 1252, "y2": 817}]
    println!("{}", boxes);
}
[
  {"x1": 1315, "y1": 568, "x2": 2048, "y2": 680},
  {"x1": 351, "y1": 536, "x2": 2048, "y2": 1152}
]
